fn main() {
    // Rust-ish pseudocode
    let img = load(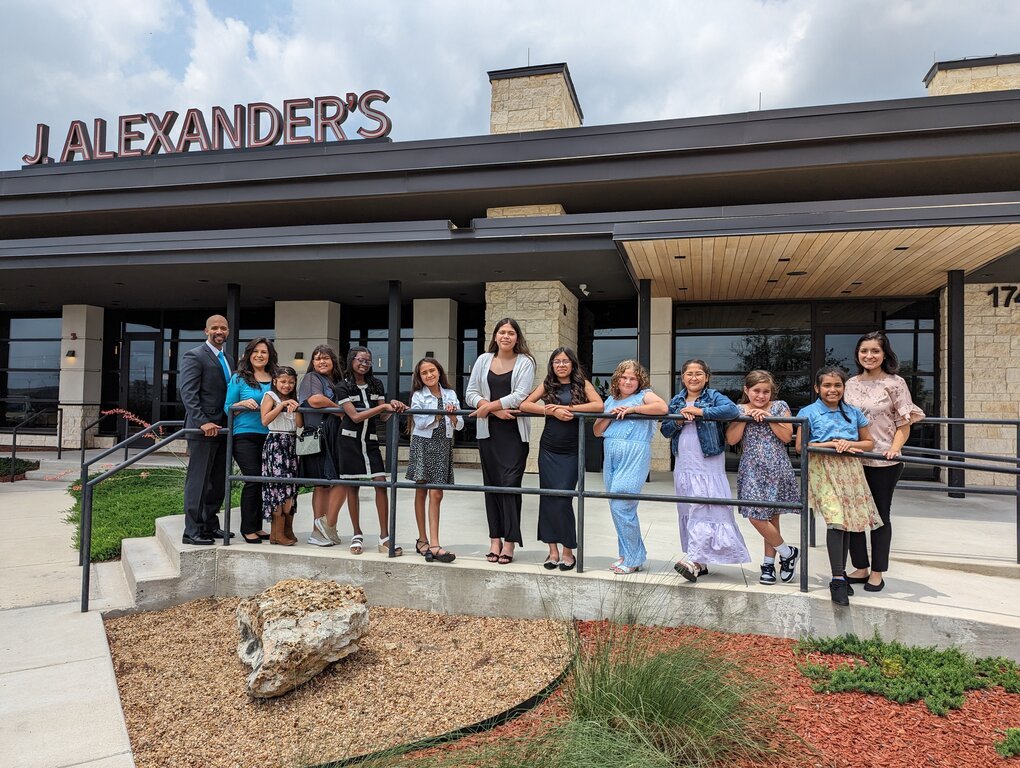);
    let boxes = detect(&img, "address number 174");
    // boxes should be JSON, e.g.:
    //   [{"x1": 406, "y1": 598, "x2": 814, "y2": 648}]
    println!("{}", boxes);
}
[{"x1": 987, "y1": 286, "x2": 1019, "y2": 308}]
